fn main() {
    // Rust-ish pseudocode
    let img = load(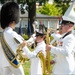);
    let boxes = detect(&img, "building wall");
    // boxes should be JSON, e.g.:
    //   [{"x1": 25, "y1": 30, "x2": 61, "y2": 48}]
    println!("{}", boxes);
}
[
  {"x1": 15, "y1": 18, "x2": 60, "y2": 34},
  {"x1": 0, "y1": 17, "x2": 60, "y2": 35},
  {"x1": 20, "y1": 18, "x2": 59, "y2": 29}
]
